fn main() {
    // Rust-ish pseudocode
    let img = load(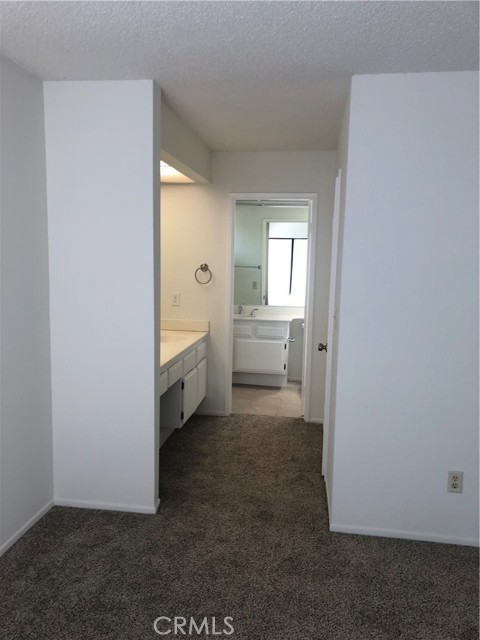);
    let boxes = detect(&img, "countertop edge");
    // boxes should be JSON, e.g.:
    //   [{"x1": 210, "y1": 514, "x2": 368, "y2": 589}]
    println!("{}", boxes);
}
[{"x1": 160, "y1": 331, "x2": 208, "y2": 372}]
